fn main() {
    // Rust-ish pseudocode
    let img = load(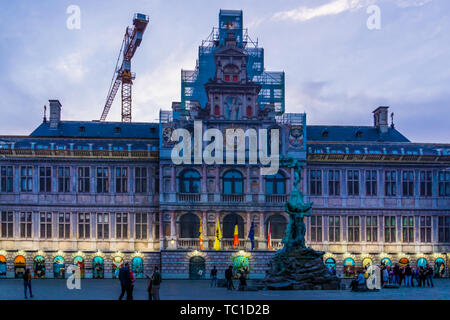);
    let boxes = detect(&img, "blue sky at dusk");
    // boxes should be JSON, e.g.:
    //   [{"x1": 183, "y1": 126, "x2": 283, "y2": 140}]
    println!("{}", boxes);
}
[{"x1": 0, "y1": 0, "x2": 449, "y2": 143}]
